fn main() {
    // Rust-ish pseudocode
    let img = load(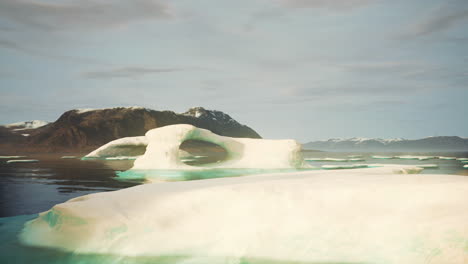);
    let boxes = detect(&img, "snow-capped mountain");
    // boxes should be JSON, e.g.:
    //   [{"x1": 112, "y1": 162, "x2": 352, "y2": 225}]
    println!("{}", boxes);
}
[
  {"x1": 325, "y1": 137, "x2": 406, "y2": 145},
  {"x1": 0, "y1": 107, "x2": 260, "y2": 153},
  {"x1": 303, "y1": 136, "x2": 468, "y2": 151},
  {"x1": 4, "y1": 120, "x2": 49, "y2": 130},
  {"x1": 183, "y1": 107, "x2": 240, "y2": 126}
]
